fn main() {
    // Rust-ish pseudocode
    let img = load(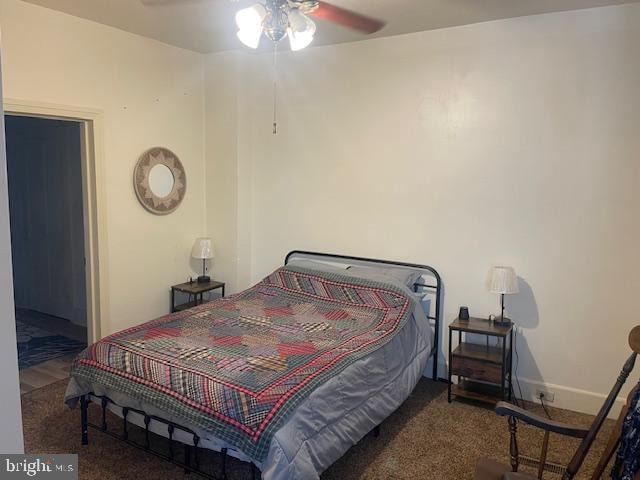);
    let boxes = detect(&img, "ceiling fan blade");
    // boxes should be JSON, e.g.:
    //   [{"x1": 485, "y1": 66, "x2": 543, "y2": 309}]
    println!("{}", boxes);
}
[{"x1": 309, "y1": 1, "x2": 385, "y2": 34}]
